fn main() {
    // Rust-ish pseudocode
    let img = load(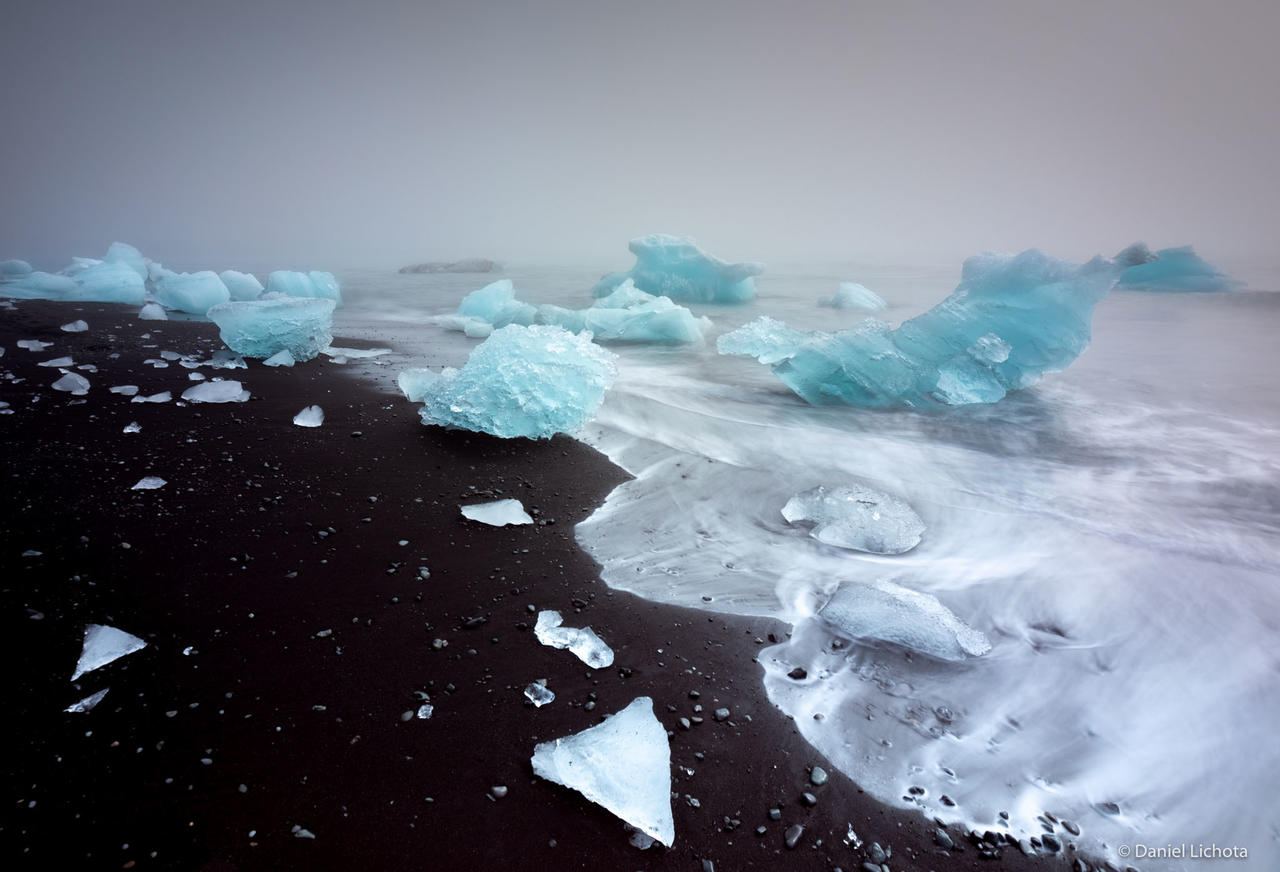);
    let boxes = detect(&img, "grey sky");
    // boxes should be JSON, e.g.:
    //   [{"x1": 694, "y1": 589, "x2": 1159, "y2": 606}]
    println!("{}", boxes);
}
[{"x1": 3, "y1": 0, "x2": 1277, "y2": 270}]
